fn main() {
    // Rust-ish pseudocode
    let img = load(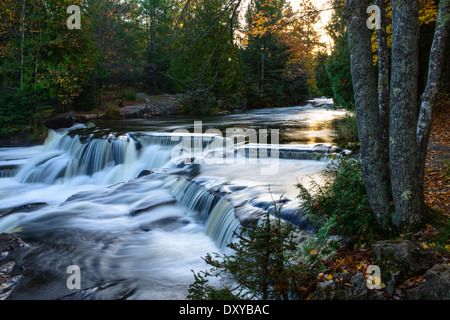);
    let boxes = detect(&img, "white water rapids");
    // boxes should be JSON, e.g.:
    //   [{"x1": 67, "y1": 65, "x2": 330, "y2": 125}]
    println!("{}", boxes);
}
[{"x1": 0, "y1": 99, "x2": 347, "y2": 299}]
